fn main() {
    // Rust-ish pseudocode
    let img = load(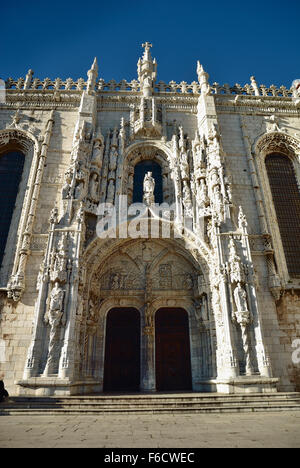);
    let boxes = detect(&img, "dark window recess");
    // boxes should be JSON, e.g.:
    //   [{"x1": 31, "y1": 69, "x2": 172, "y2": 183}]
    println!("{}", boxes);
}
[
  {"x1": 133, "y1": 160, "x2": 163, "y2": 204},
  {"x1": 0, "y1": 152, "x2": 25, "y2": 267},
  {"x1": 266, "y1": 153, "x2": 300, "y2": 276}
]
